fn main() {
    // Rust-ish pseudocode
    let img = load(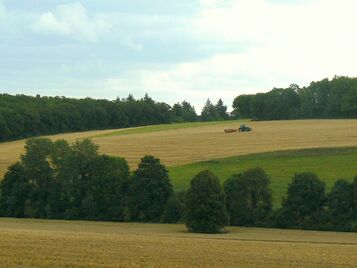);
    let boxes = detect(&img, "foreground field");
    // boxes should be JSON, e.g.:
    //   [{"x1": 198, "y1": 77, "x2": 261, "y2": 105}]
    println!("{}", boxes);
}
[
  {"x1": 1, "y1": 119, "x2": 357, "y2": 179},
  {"x1": 169, "y1": 147, "x2": 357, "y2": 207},
  {"x1": 0, "y1": 218, "x2": 356, "y2": 268}
]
